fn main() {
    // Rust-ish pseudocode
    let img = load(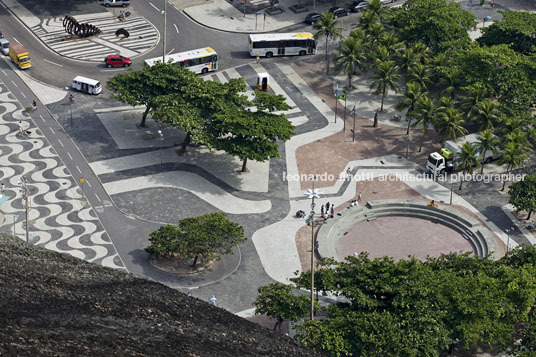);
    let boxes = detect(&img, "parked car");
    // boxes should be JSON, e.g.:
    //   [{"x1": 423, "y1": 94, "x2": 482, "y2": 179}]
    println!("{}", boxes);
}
[
  {"x1": 329, "y1": 7, "x2": 350, "y2": 18},
  {"x1": 103, "y1": 0, "x2": 130, "y2": 7},
  {"x1": 0, "y1": 30, "x2": 3, "y2": 38},
  {"x1": 349, "y1": 0, "x2": 366, "y2": 12},
  {"x1": 380, "y1": 0, "x2": 395, "y2": 4},
  {"x1": 305, "y1": 13, "x2": 321, "y2": 25},
  {"x1": 352, "y1": 1, "x2": 369, "y2": 11},
  {"x1": 104, "y1": 54, "x2": 131, "y2": 68},
  {"x1": 0, "y1": 38, "x2": 10, "y2": 56}
]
